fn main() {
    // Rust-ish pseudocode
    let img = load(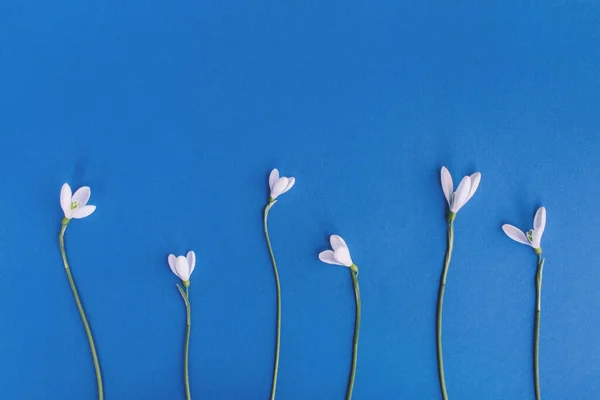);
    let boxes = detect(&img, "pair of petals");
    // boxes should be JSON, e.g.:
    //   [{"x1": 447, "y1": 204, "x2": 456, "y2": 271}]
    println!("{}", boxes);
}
[
  {"x1": 168, "y1": 251, "x2": 196, "y2": 282},
  {"x1": 440, "y1": 166, "x2": 481, "y2": 213},
  {"x1": 319, "y1": 235, "x2": 353, "y2": 267},
  {"x1": 502, "y1": 207, "x2": 546, "y2": 249},
  {"x1": 60, "y1": 183, "x2": 96, "y2": 219},
  {"x1": 269, "y1": 169, "x2": 295, "y2": 200}
]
